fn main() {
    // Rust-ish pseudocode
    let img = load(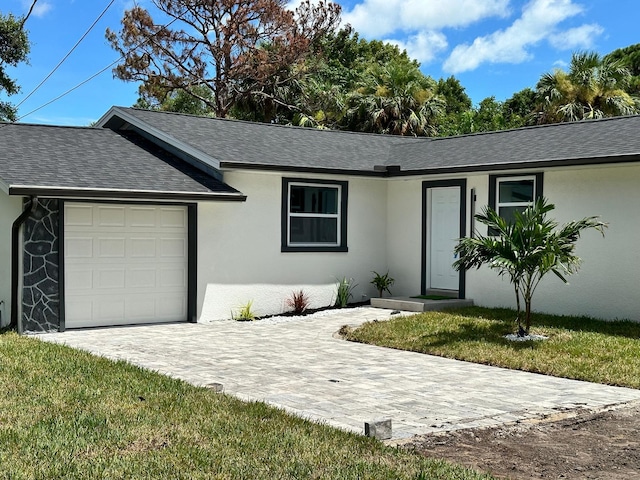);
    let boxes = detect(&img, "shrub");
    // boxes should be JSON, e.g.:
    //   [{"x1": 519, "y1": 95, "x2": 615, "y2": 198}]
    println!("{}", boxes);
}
[
  {"x1": 335, "y1": 277, "x2": 357, "y2": 308},
  {"x1": 232, "y1": 301, "x2": 256, "y2": 321},
  {"x1": 370, "y1": 270, "x2": 395, "y2": 297},
  {"x1": 286, "y1": 289, "x2": 310, "y2": 315}
]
